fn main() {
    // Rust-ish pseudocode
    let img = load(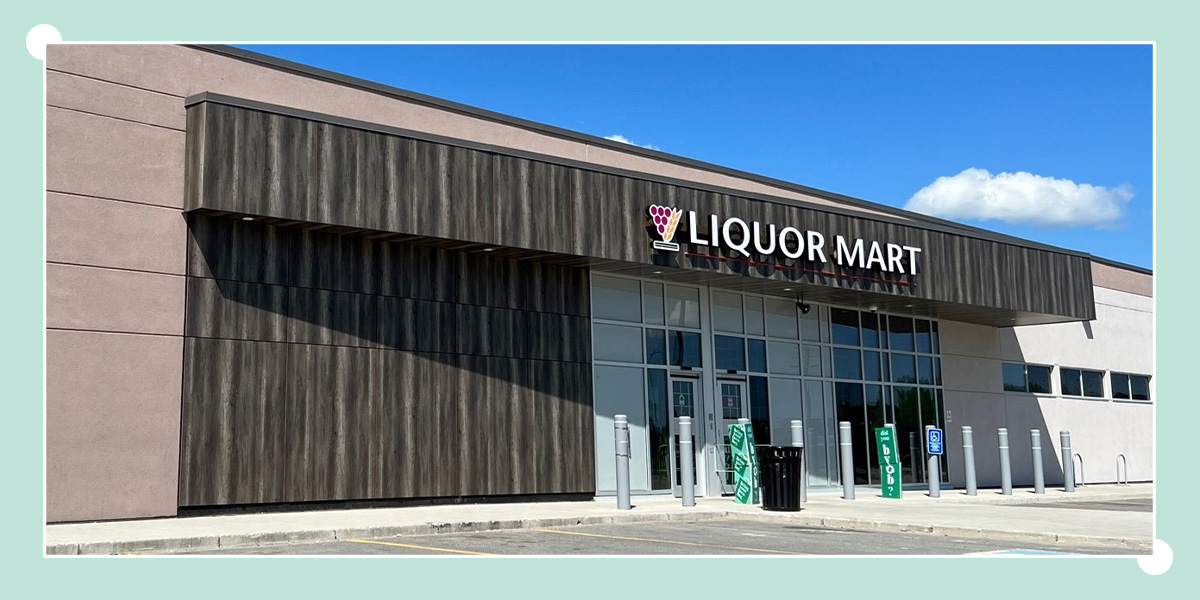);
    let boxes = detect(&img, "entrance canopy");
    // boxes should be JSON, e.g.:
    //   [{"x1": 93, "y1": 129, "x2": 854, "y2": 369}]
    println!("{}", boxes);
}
[{"x1": 184, "y1": 93, "x2": 1096, "y2": 328}]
